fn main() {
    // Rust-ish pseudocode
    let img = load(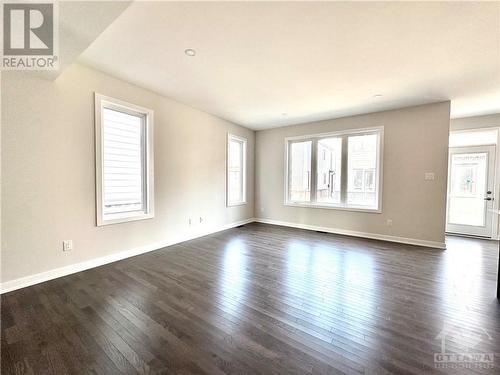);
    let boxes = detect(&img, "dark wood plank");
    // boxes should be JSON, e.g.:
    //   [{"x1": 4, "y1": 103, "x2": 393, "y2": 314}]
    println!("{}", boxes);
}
[{"x1": 2, "y1": 223, "x2": 500, "y2": 374}]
